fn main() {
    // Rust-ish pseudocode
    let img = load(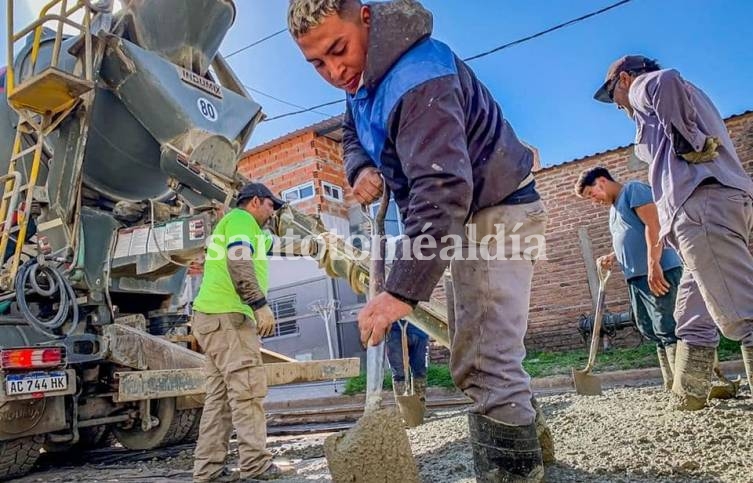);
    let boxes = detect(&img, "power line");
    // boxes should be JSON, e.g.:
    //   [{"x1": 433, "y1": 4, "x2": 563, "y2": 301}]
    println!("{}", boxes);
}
[
  {"x1": 243, "y1": 84, "x2": 332, "y2": 118},
  {"x1": 263, "y1": 99, "x2": 345, "y2": 122},
  {"x1": 463, "y1": 0, "x2": 633, "y2": 62},
  {"x1": 260, "y1": 0, "x2": 635, "y2": 122},
  {"x1": 226, "y1": 28, "x2": 287, "y2": 59}
]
